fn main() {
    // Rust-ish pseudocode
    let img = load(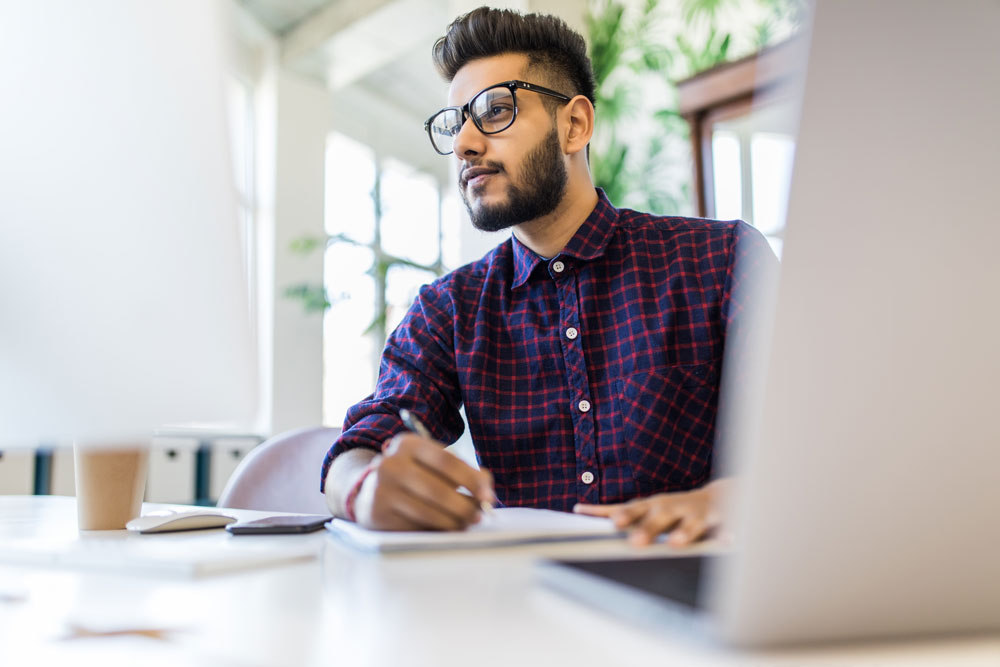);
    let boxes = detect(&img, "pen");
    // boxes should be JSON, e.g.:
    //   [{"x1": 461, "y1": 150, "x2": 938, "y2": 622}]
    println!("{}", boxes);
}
[{"x1": 399, "y1": 408, "x2": 495, "y2": 516}]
